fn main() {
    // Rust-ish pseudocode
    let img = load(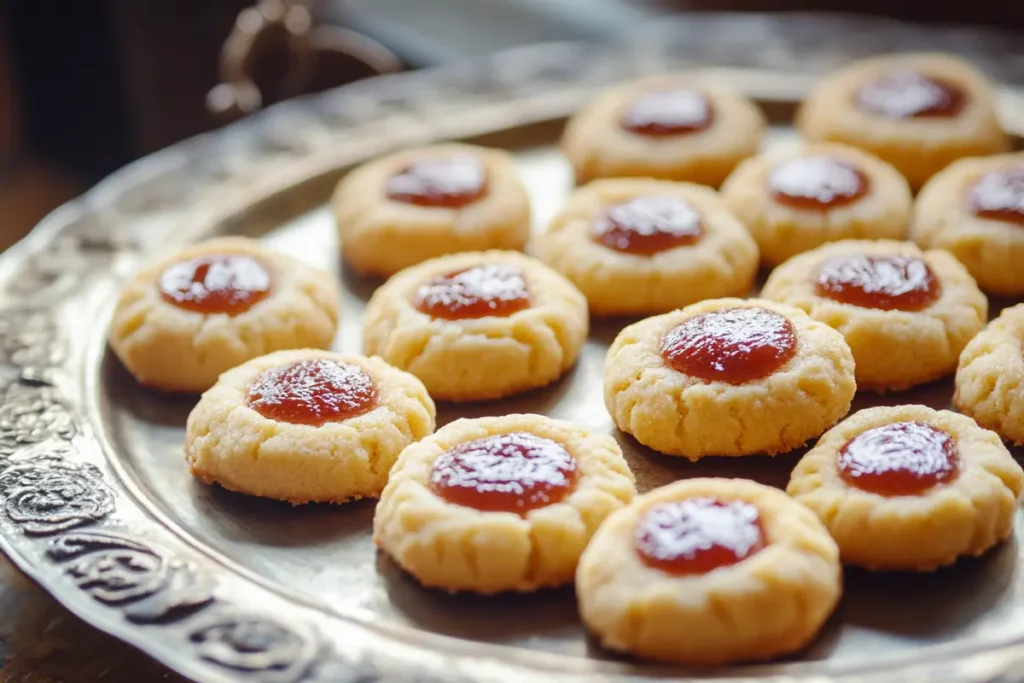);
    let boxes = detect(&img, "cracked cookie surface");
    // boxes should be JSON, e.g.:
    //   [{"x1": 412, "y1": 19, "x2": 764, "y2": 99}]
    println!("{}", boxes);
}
[{"x1": 955, "y1": 304, "x2": 1024, "y2": 444}]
